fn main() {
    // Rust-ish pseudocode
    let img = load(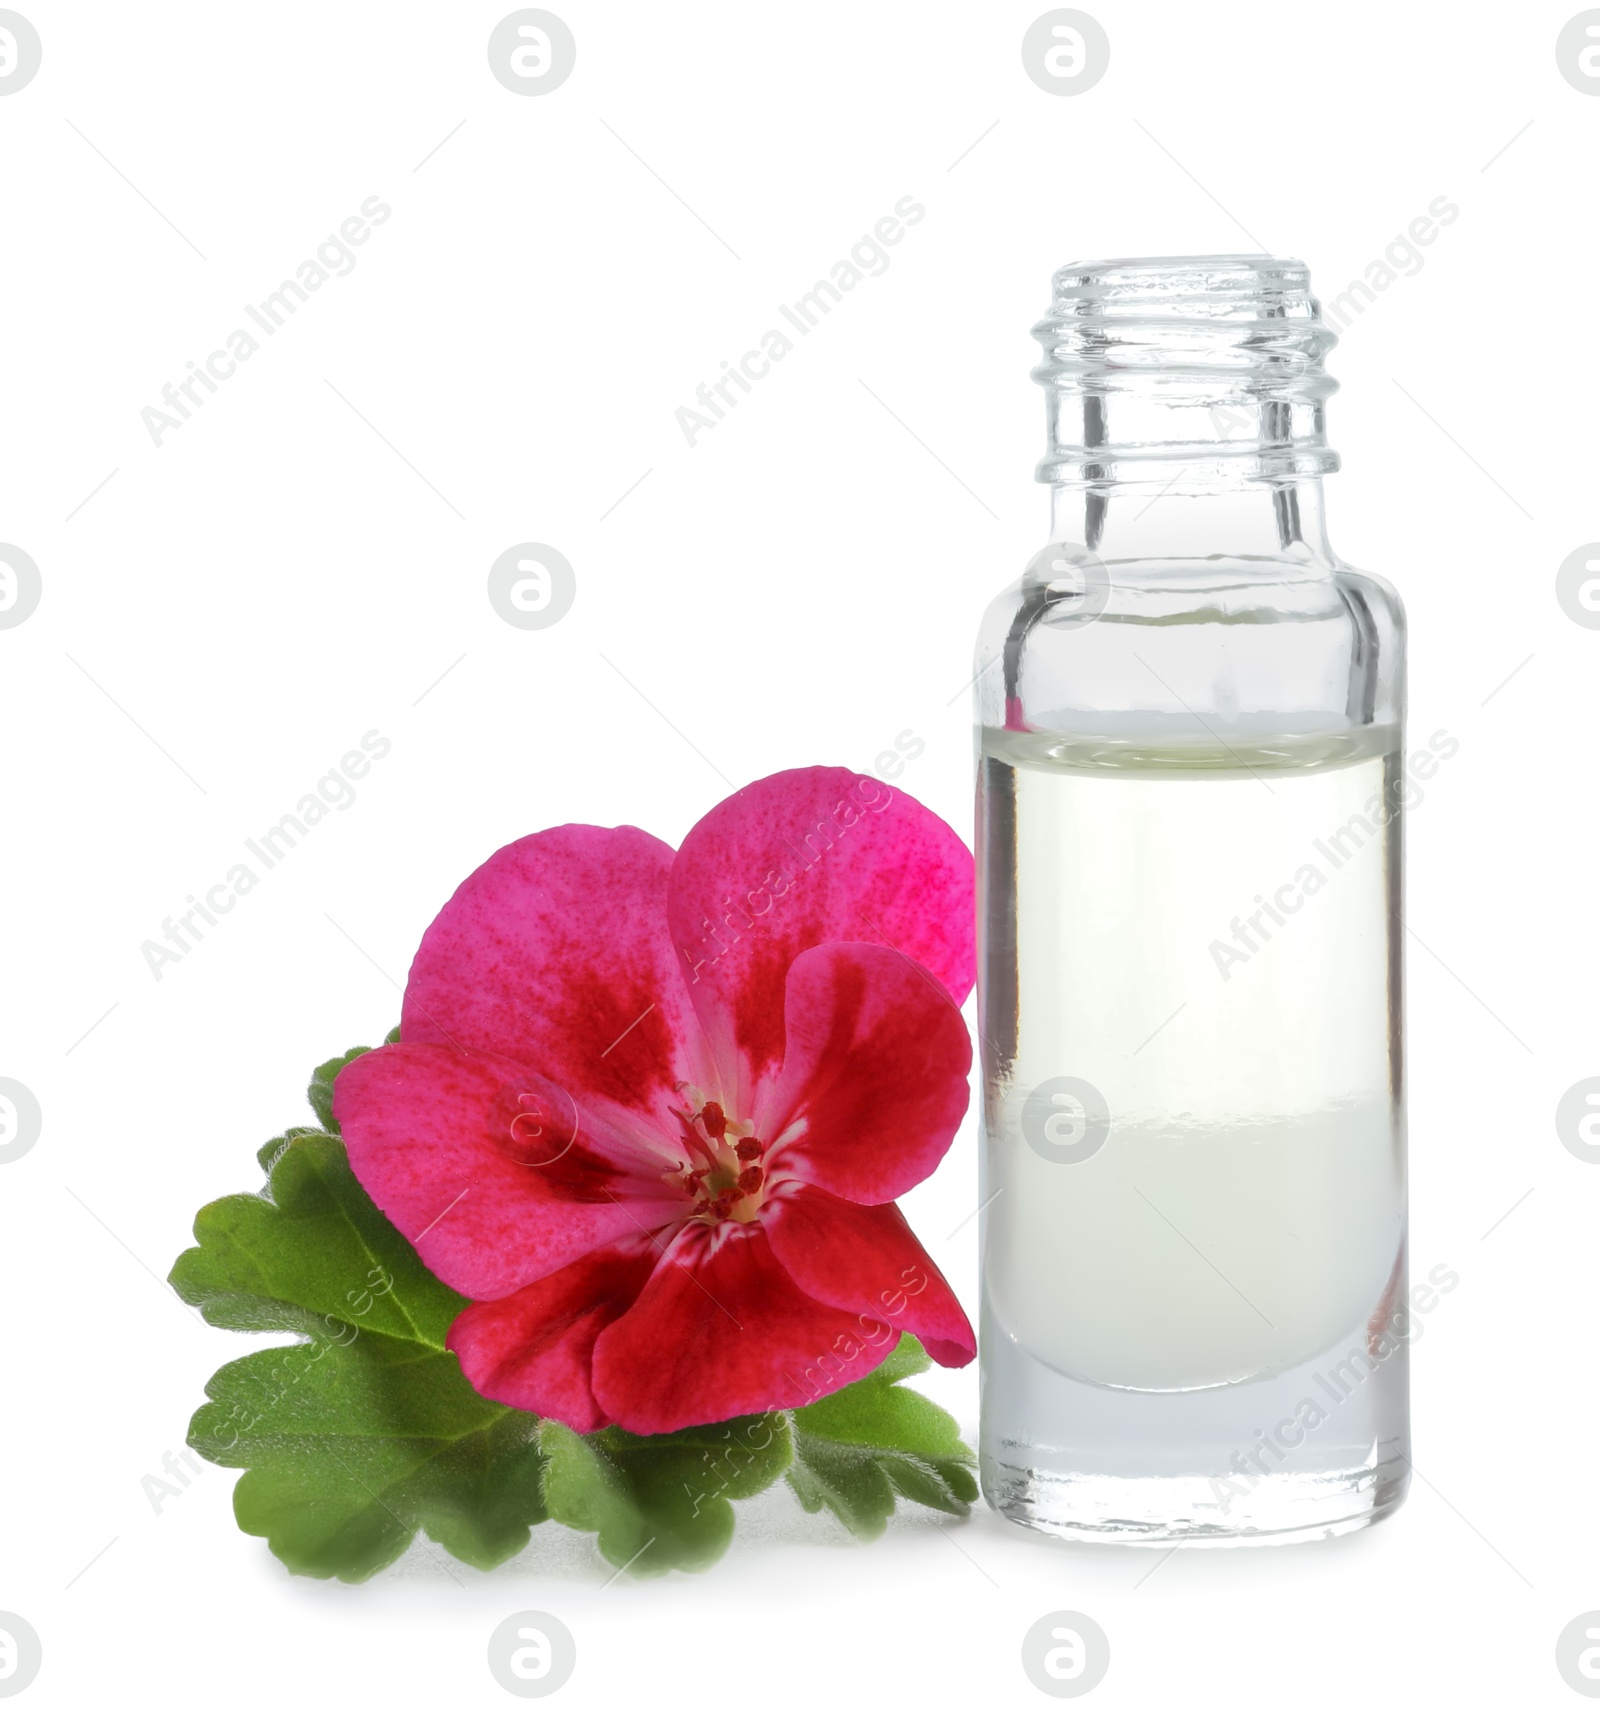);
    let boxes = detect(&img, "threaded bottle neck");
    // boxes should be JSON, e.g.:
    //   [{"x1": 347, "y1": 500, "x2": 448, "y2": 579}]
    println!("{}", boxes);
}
[{"x1": 1032, "y1": 255, "x2": 1340, "y2": 489}]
